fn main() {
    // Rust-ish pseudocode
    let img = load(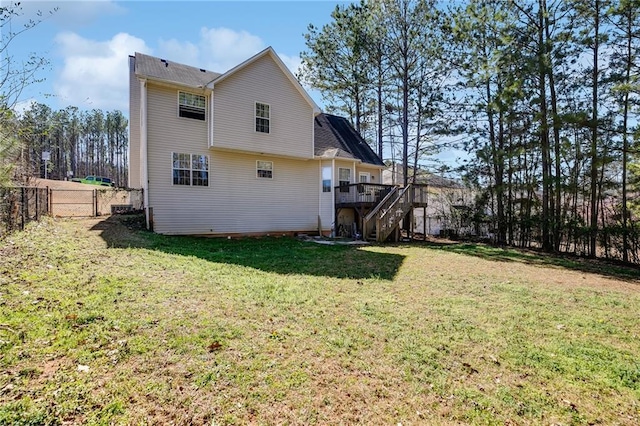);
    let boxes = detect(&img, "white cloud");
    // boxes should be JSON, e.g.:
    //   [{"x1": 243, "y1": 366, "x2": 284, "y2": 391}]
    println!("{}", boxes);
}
[
  {"x1": 156, "y1": 27, "x2": 302, "y2": 76},
  {"x1": 52, "y1": 27, "x2": 305, "y2": 113},
  {"x1": 156, "y1": 39, "x2": 200, "y2": 68},
  {"x1": 198, "y1": 27, "x2": 265, "y2": 72},
  {"x1": 54, "y1": 32, "x2": 151, "y2": 111},
  {"x1": 279, "y1": 53, "x2": 303, "y2": 78}
]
